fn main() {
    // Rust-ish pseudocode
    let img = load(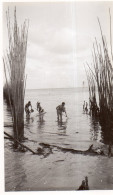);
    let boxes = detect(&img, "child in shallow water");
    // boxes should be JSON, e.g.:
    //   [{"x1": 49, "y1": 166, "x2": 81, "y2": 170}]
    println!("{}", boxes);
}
[
  {"x1": 37, "y1": 102, "x2": 44, "y2": 121},
  {"x1": 37, "y1": 102, "x2": 44, "y2": 113}
]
